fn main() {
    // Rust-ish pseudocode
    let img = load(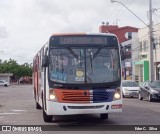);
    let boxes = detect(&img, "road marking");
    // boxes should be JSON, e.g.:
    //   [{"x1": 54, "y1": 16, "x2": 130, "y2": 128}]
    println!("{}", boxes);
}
[
  {"x1": 11, "y1": 110, "x2": 27, "y2": 112},
  {"x1": 0, "y1": 113, "x2": 21, "y2": 115},
  {"x1": 0, "y1": 116, "x2": 4, "y2": 119}
]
